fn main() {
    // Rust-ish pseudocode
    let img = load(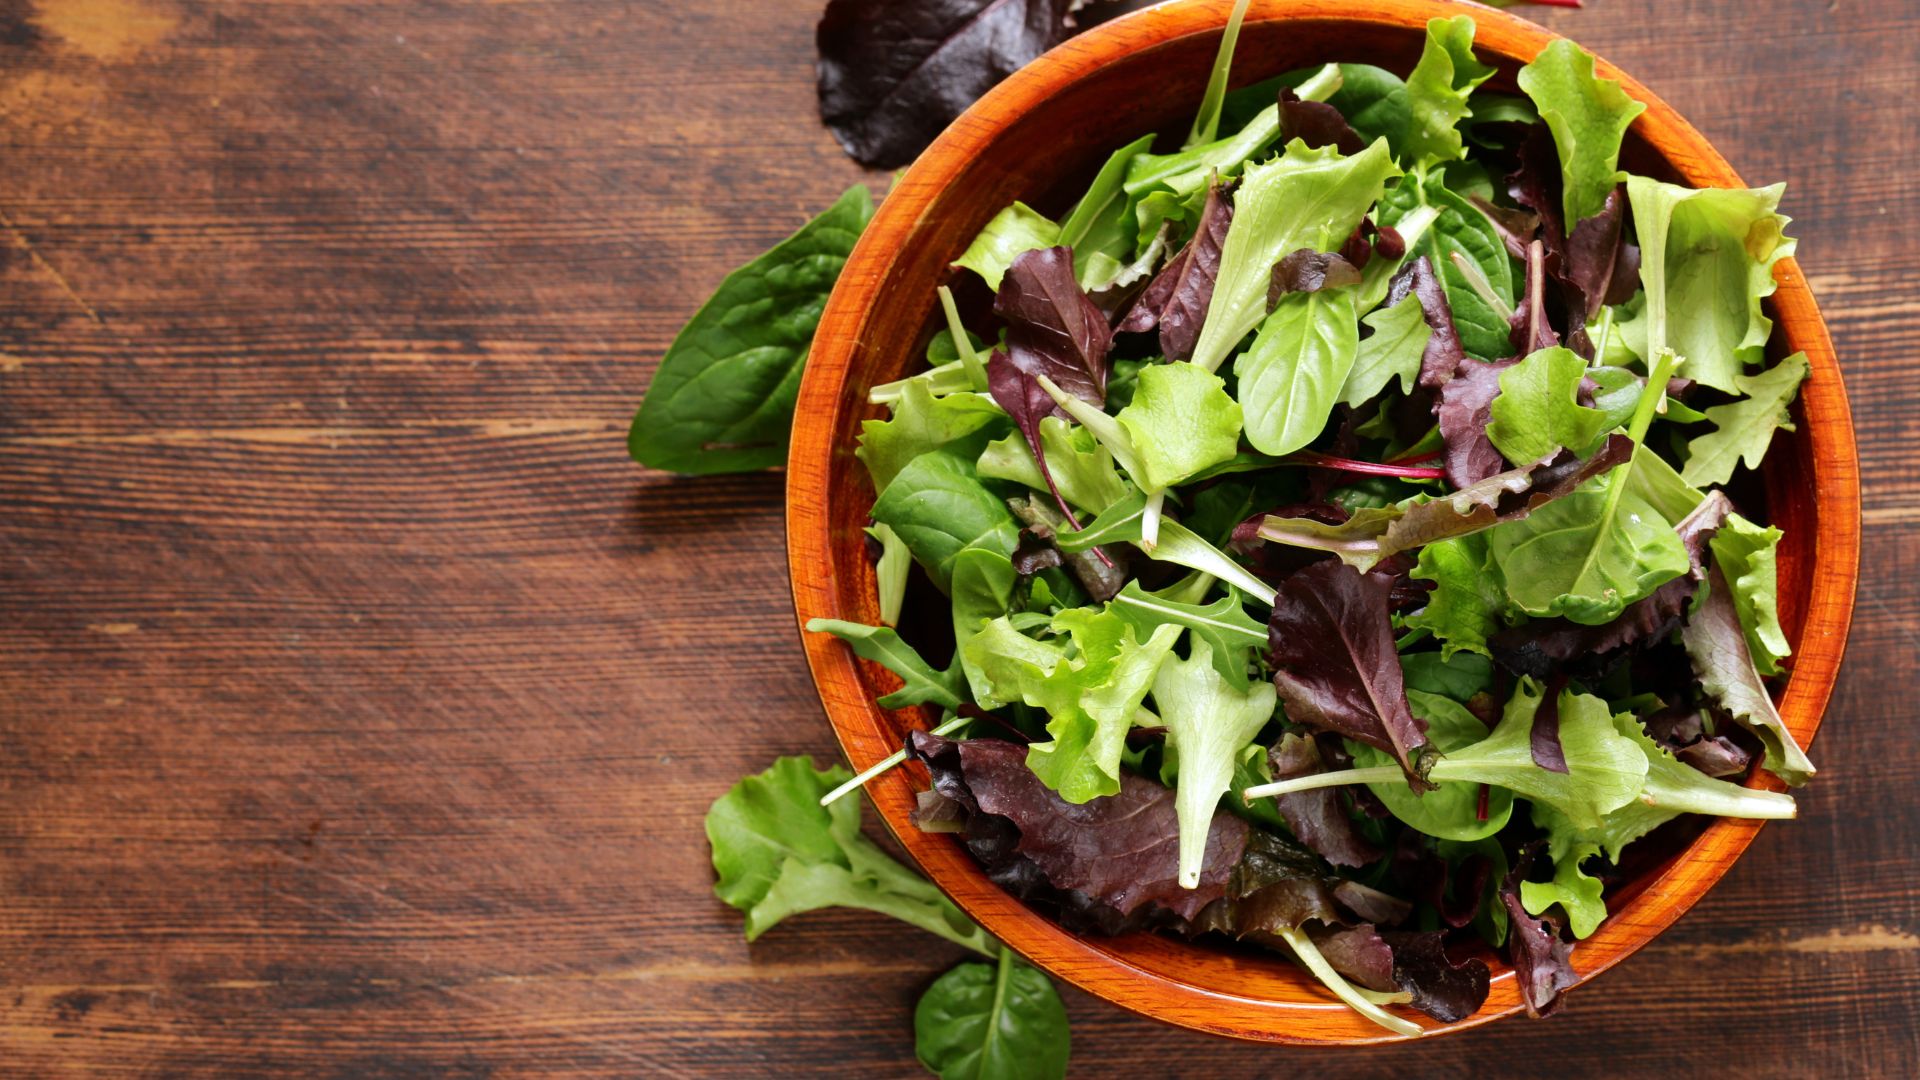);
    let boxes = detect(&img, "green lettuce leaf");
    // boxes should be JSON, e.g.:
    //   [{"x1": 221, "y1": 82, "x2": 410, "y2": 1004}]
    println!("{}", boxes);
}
[
  {"x1": 1490, "y1": 468, "x2": 1689, "y2": 625},
  {"x1": 1152, "y1": 639, "x2": 1278, "y2": 887},
  {"x1": 1340, "y1": 288, "x2": 1430, "y2": 407},
  {"x1": 1188, "y1": 138, "x2": 1400, "y2": 374},
  {"x1": 1487, "y1": 346, "x2": 1613, "y2": 466},
  {"x1": 1429, "y1": 680, "x2": 1648, "y2": 830},
  {"x1": 1679, "y1": 353, "x2": 1809, "y2": 487},
  {"x1": 1519, "y1": 835, "x2": 1608, "y2": 940},
  {"x1": 1236, "y1": 286, "x2": 1359, "y2": 455},
  {"x1": 707, "y1": 756, "x2": 995, "y2": 955},
  {"x1": 1401, "y1": 15, "x2": 1497, "y2": 168},
  {"x1": 961, "y1": 616, "x2": 1067, "y2": 711},
  {"x1": 1516, "y1": 39, "x2": 1646, "y2": 225},
  {"x1": 953, "y1": 201, "x2": 1060, "y2": 290},
  {"x1": 1059, "y1": 134, "x2": 1158, "y2": 290},
  {"x1": 977, "y1": 415, "x2": 1132, "y2": 516},
  {"x1": 1115, "y1": 362, "x2": 1245, "y2": 490},
  {"x1": 630, "y1": 185, "x2": 873, "y2": 474},
  {"x1": 1405, "y1": 532, "x2": 1504, "y2": 659},
  {"x1": 1018, "y1": 610, "x2": 1182, "y2": 802},
  {"x1": 858, "y1": 380, "x2": 1010, "y2": 493},
  {"x1": 1627, "y1": 177, "x2": 1797, "y2": 393},
  {"x1": 1378, "y1": 170, "x2": 1514, "y2": 359},
  {"x1": 1710, "y1": 512, "x2": 1791, "y2": 675},
  {"x1": 1109, "y1": 580, "x2": 1265, "y2": 691},
  {"x1": 1681, "y1": 566, "x2": 1815, "y2": 785}
]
